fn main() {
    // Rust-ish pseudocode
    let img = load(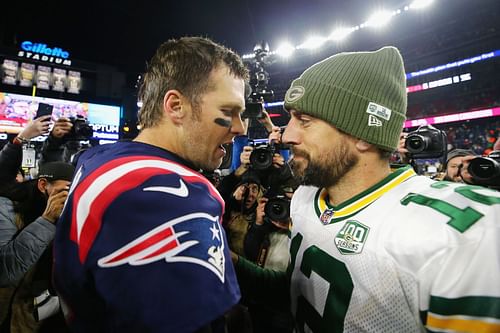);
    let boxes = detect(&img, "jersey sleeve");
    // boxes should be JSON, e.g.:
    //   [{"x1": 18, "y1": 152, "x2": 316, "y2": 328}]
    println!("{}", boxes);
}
[{"x1": 415, "y1": 184, "x2": 500, "y2": 332}]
